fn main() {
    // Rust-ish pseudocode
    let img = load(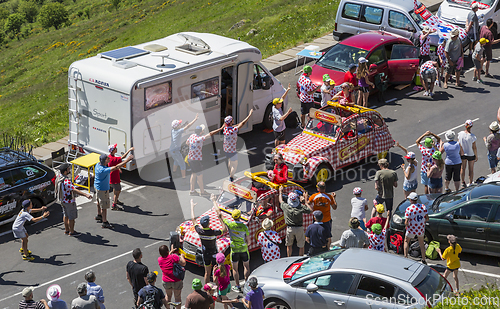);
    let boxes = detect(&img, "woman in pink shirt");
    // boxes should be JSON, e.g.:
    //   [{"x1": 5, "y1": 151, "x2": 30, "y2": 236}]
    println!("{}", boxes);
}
[{"x1": 158, "y1": 244, "x2": 186, "y2": 309}]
